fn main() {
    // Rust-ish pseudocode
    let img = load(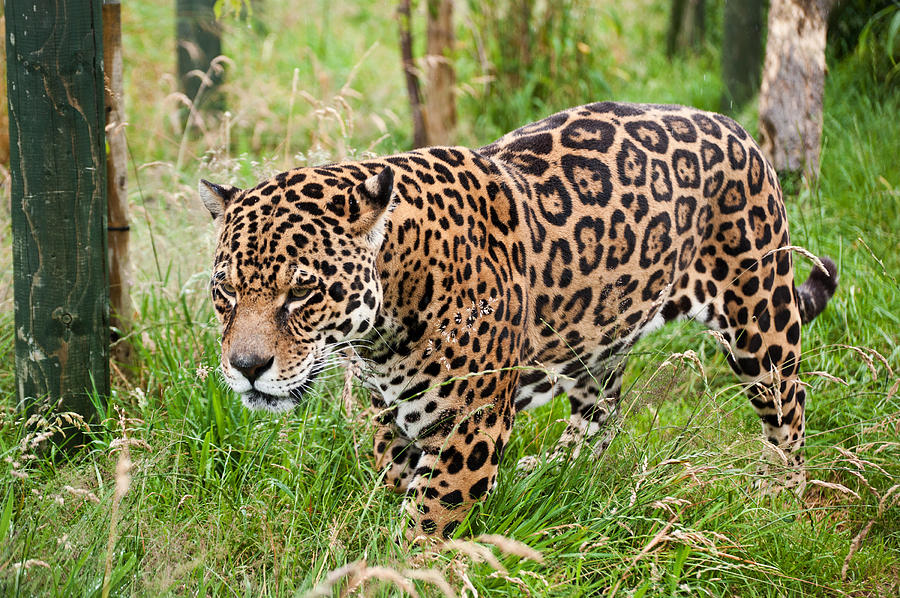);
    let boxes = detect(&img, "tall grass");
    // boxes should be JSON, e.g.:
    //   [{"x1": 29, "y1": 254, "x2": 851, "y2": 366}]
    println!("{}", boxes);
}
[
  {"x1": 0, "y1": 0, "x2": 897, "y2": 595},
  {"x1": 829, "y1": 0, "x2": 900, "y2": 91}
]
